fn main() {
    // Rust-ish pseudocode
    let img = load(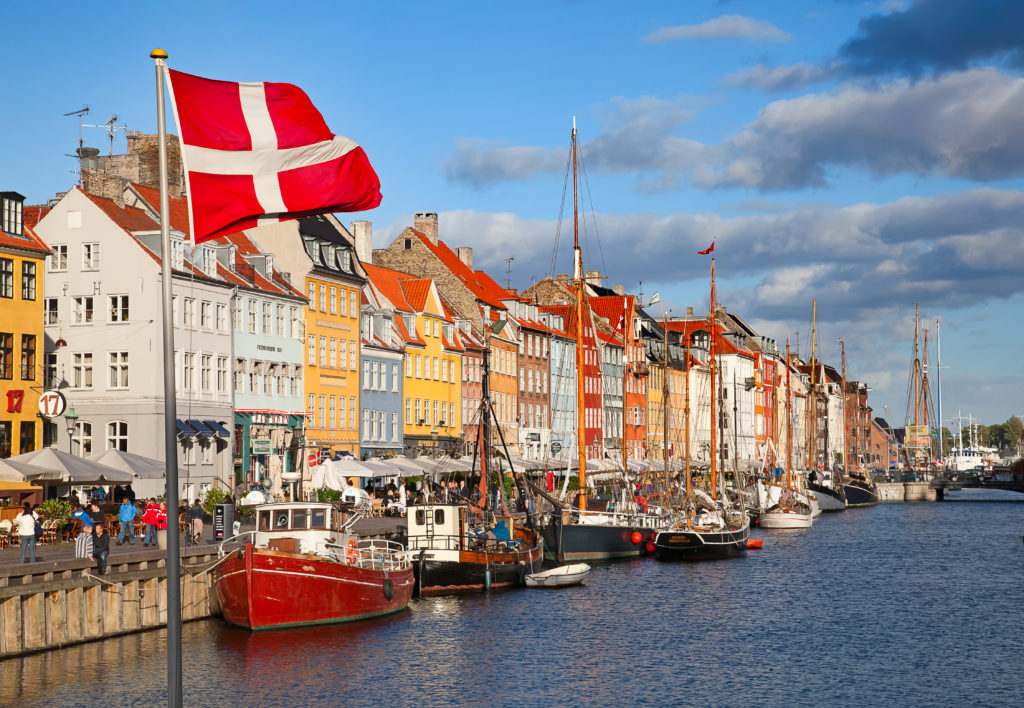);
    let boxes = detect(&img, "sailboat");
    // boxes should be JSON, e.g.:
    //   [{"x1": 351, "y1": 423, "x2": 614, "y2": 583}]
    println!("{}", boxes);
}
[
  {"x1": 759, "y1": 340, "x2": 815, "y2": 529},
  {"x1": 654, "y1": 248, "x2": 750, "y2": 559},
  {"x1": 805, "y1": 300, "x2": 847, "y2": 512},
  {"x1": 839, "y1": 338, "x2": 879, "y2": 507},
  {"x1": 538, "y1": 119, "x2": 665, "y2": 563},
  {"x1": 405, "y1": 335, "x2": 544, "y2": 595}
]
